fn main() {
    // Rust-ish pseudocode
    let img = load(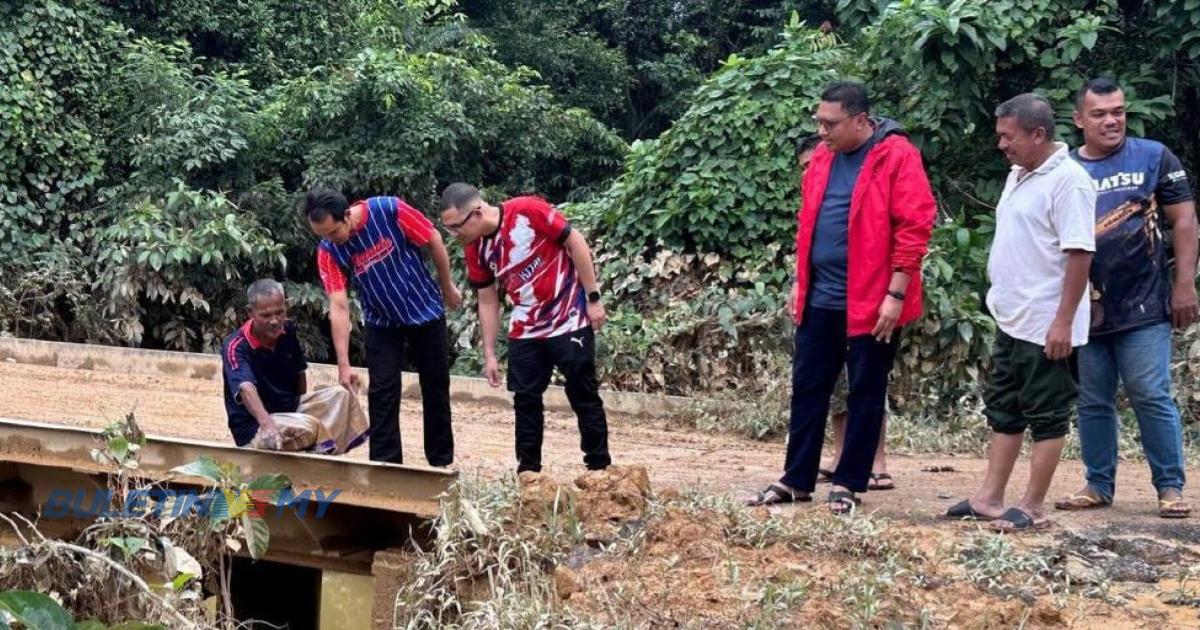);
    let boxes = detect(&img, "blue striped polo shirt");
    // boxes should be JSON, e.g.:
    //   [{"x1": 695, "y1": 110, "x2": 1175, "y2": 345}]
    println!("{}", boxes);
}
[{"x1": 316, "y1": 196, "x2": 444, "y2": 327}]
